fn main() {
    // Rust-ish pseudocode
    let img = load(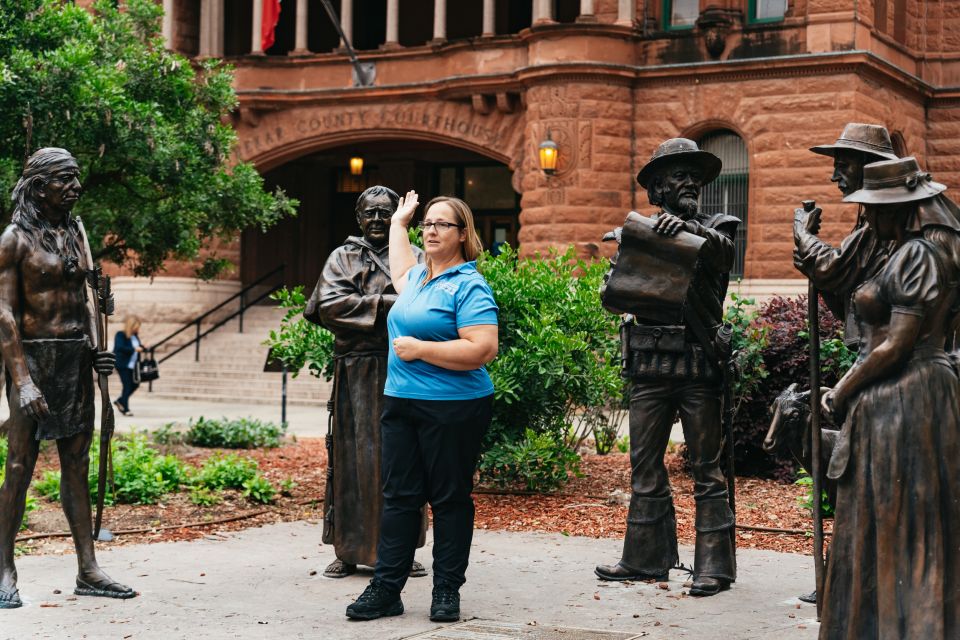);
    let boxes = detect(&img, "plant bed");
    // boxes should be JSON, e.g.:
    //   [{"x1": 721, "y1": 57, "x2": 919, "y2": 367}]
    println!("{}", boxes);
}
[{"x1": 15, "y1": 438, "x2": 823, "y2": 558}]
